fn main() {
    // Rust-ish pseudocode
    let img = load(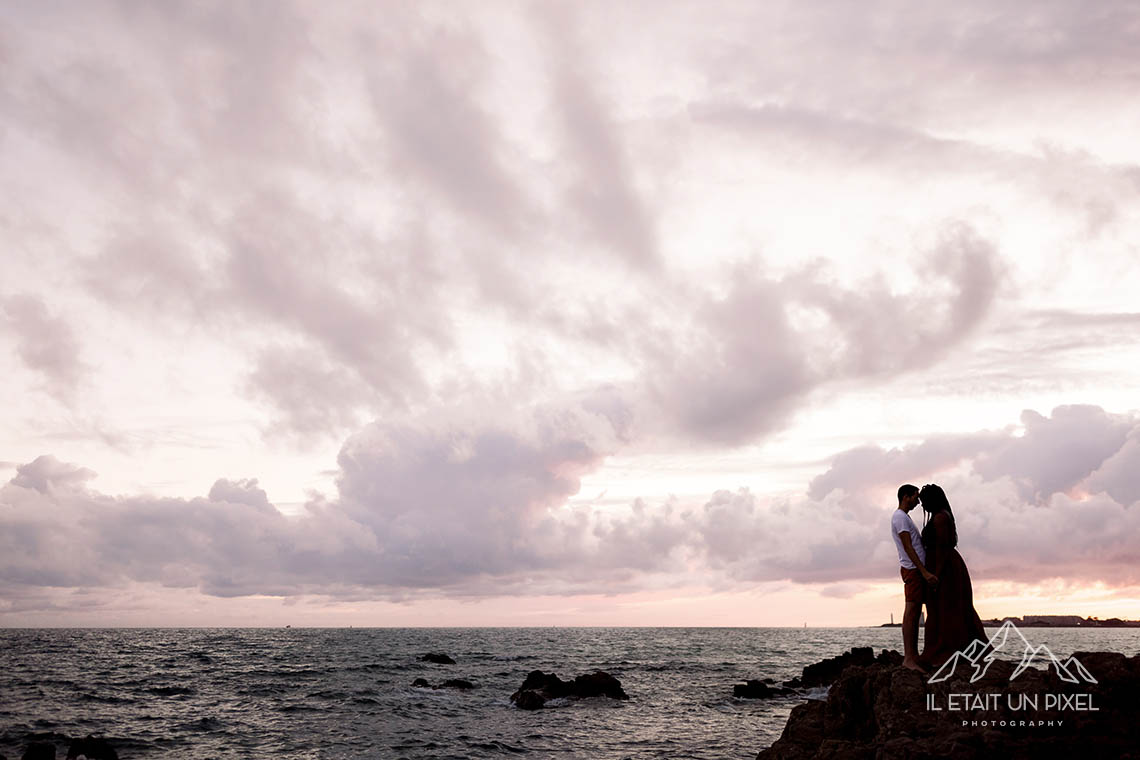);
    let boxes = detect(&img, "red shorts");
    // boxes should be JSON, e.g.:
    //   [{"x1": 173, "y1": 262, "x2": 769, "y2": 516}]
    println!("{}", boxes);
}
[{"x1": 901, "y1": 566, "x2": 925, "y2": 603}]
